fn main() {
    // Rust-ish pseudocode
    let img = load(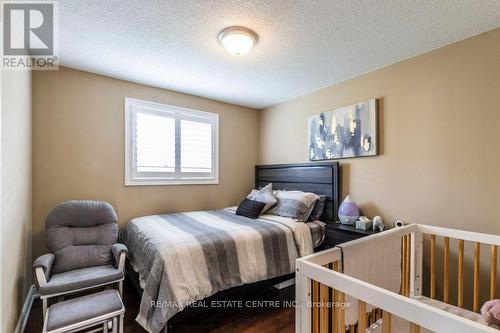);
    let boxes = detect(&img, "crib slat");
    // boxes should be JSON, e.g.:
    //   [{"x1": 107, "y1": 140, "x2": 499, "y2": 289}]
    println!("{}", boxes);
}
[
  {"x1": 491, "y1": 245, "x2": 497, "y2": 299},
  {"x1": 382, "y1": 311, "x2": 391, "y2": 333},
  {"x1": 406, "y1": 235, "x2": 411, "y2": 296},
  {"x1": 326, "y1": 262, "x2": 333, "y2": 333},
  {"x1": 474, "y1": 242, "x2": 480, "y2": 312},
  {"x1": 349, "y1": 325, "x2": 355, "y2": 332},
  {"x1": 400, "y1": 237, "x2": 404, "y2": 295},
  {"x1": 402, "y1": 235, "x2": 409, "y2": 296},
  {"x1": 313, "y1": 280, "x2": 319, "y2": 333},
  {"x1": 320, "y1": 282, "x2": 329, "y2": 333},
  {"x1": 338, "y1": 292, "x2": 346, "y2": 333},
  {"x1": 458, "y1": 239, "x2": 464, "y2": 307},
  {"x1": 332, "y1": 289, "x2": 338, "y2": 333},
  {"x1": 443, "y1": 237, "x2": 450, "y2": 303},
  {"x1": 410, "y1": 323, "x2": 420, "y2": 333},
  {"x1": 332, "y1": 261, "x2": 339, "y2": 333},
  {"x1": 357, "y1": 301, "x2": 367, "y2": 333},
  {"x1": 401, "y1": 236, "x2": 405, "y2": 295},
  {"x1": 430, "y1": 234, "x2": 436, "y2": 299}
]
